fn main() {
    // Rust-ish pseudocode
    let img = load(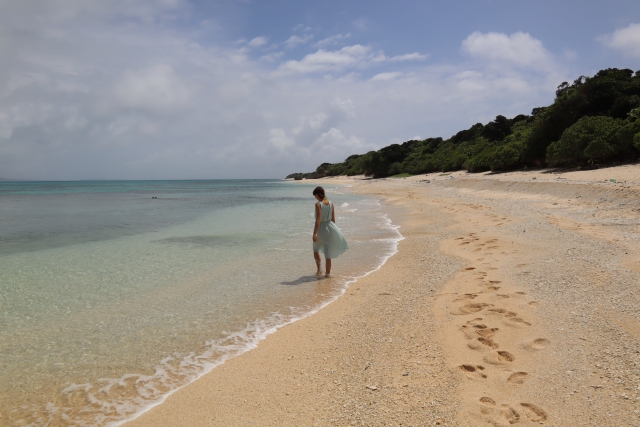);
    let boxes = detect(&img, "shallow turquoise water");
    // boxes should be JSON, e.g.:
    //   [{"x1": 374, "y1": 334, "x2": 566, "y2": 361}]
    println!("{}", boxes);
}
[{"x1": 0, "y1": 180, "x2": 401, "y2": 426}]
